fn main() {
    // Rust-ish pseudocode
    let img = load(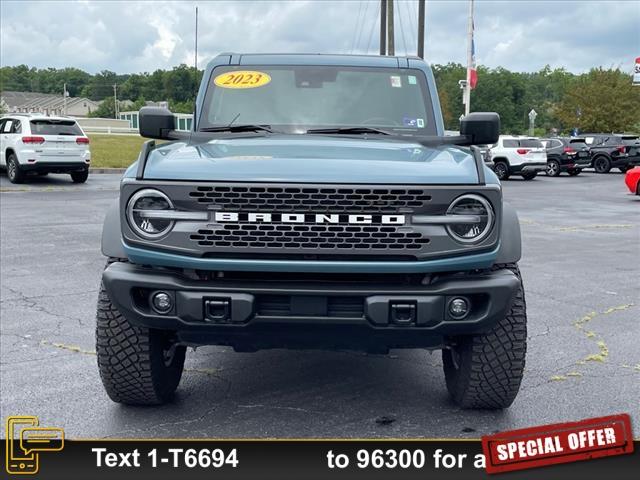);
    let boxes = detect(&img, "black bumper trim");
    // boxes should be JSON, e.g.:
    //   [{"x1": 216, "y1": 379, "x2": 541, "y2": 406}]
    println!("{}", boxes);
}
[
  {"x1": 20, "y1": 162, "x2": 89, "y2": 173},
  {"x1": 102, "y1": 262, "x2": 520, "y2": 349}
]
